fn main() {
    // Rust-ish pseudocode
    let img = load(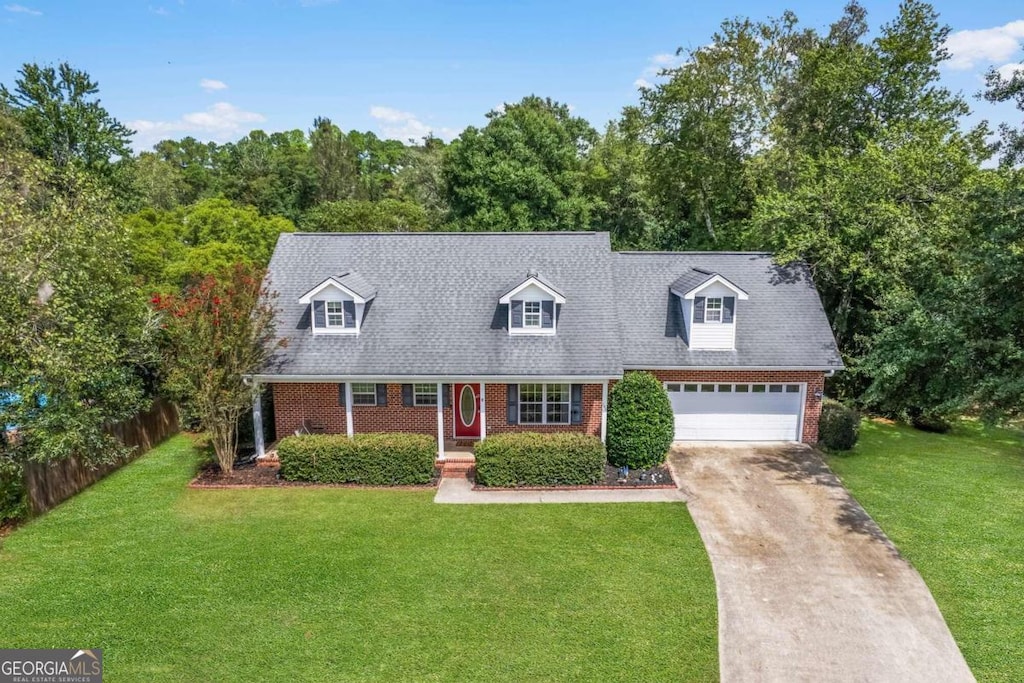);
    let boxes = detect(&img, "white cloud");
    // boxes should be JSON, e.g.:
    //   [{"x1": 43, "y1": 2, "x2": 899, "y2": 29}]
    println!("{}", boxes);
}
[
  {"x1": 149, "y1": 5, "x2": 170, "y2": 16},
  {"x1": 129, "y1": 102, "x2": 265, "y2": 150},
  {"x1": 369, "y1": 105, "x2": 459, "y2": 141},
  {"x1": 4, "y1": 4, "x2": 41, "y2": 15},
  {"x1": 199, "y1": 78, "x2": 228, "y2": 92},
  {"x1": 996, "y1": 62, "x2": 1024, "y2": 81},
  {"x1": 635, "y1": 51, "x2": 690, "y2": 89},
  {"x1": 944, "y1": 20, "x2": 1024, "y2": 70}
]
